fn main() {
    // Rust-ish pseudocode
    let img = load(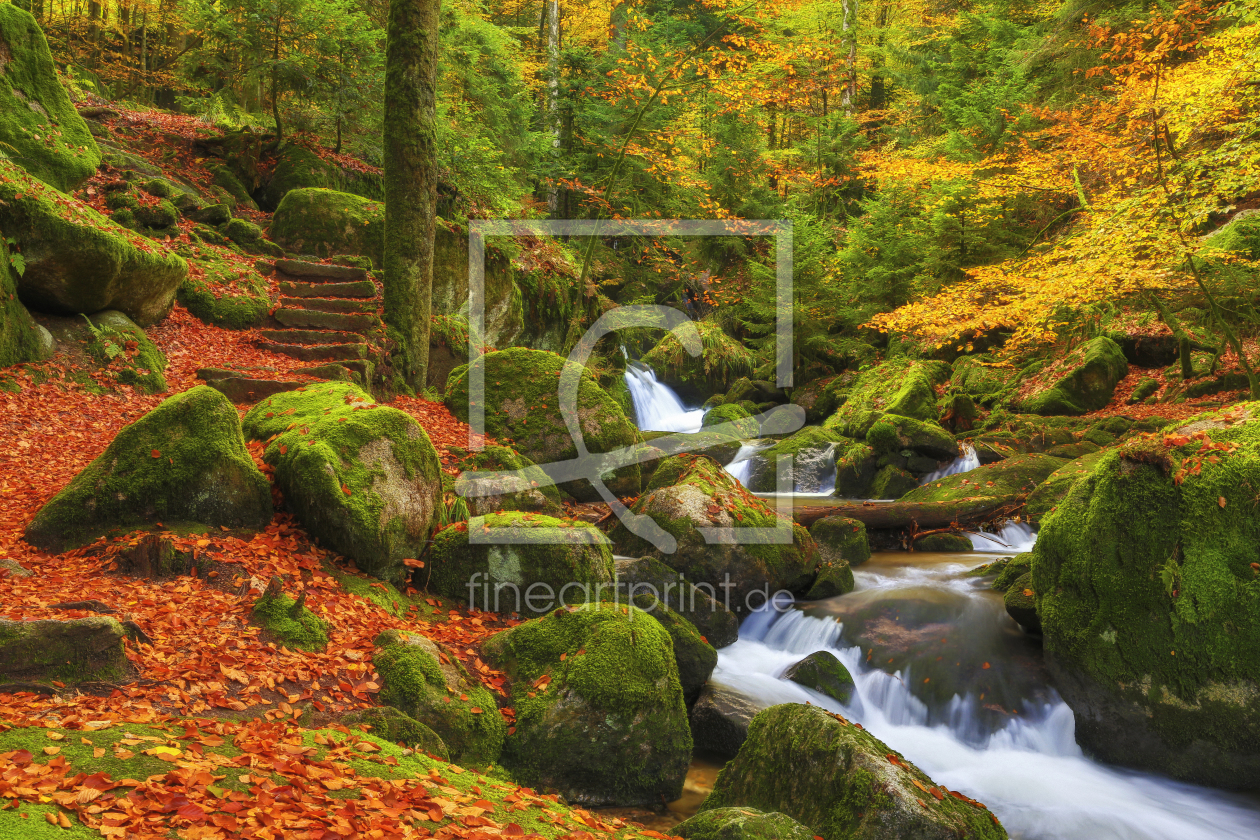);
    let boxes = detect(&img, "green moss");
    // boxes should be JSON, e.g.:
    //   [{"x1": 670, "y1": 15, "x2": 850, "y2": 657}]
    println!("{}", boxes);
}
[
  {"x1": 624, "y1": 592, "x2": 717, "y2": 705},
  {"x1": 640, "y1": 320, "x2": 756, "y2": 396},
  {"x1": 331, "y1": 565, "x2": 410, "y2": 616},
  {"x1": 177, "y1": 255, "x2": 270, "y2": 329},
  {"x1": 483, "y1": 602, "x2": 692, "y2": 805},
  {"x1": 82, "y1": 310, "x2": 168, "y2": 394},
  {"x1": 1019, "y1": 337, "x2": 1128, "y2": 416},
  {"x1": 444, "y1": 348, "x2": 641, "y2": 501},
  {"x1": 342, "y1": 706, "x2": 449, "y2": 760},
  {"x1": 863, "y1": 413, "x2": 957, "y2": 460},
  {"x1": 611, "y1": 555, "x2": 740, "y2": 648},
  {"x1": 701, "y1": 704, "x2": 1007, "y2": 839},
  {"x1": 702, "y1": 402, "x2": 759, "y2": 437},
  {"x1": 242, "y1": 384, "x2": 443, "y2": 583},
  {"x1": 674, "y1": 807, "x2": 816, "y2": 840},
  {"x1": 826, "y1": 359, "x2": 951, "y2": 430},
  {"x1": 1024, "y1": 451, "x2": 1106, "y2": 518},
  {"x1": 0, "y1": 799, "x2": 96, "y2": 839},
  {"x1": 1031, "y1": 413, "x2": 1260, "y2": 786},
  {"x1": 428, "y1": 511, "x2": 614, "y2": 615},
  {"x1": 270, "y1": 188, "x2": 385, "y2": 267},
  {"x1": 252, "y1": 589, "x2": 329, "y2": 650},
  {"x1": 1129, "y1": 377, "x2": 1160, "y2": 404},
  {"x1": 0, "y1": 616, "x2": 128, "y2": 684},
  {"x1": 991, "y1": 552, "x2": 1033, "y2": 592},
  {"x1": 0, "y1": 237, "x2": 41, "y2": 367},
  {"x1": 868, "y1": 464, "x2": 917, "y2": 500},
  {"x1": 373, "y1": 630, "x2": 506, "y2": 766},
  {"x1": 783, "y1": 651, "x2": 855, "y2": 704},
  {"x1": 950, "y1": 355, "x2": 1021, "y2": 407},
  {"x1": 1202, "y1": 213, "x2": 1260, "y2": 260},
  {"x1": 450, "y1": 444, "x2": 565, "y2": 517},
  {"x1": 0, "y1": 724, "x2": 186, "y2": 786},
  {"x1": 260, "y1": 142, "x2": 384, "y2": 209},
  {"x1": 25, "y1": 386, "x2": 273, "y2": 552},
  {"x1": 902, "y1": 453, "x2": 1067, "y2": 505},
  {"x1": 913, "y1": 533, "x2": 973, "y2": 552},
  {"x1": 0, "y1": 6, "x2": 101, "y2": 192},
  {"x1": 833, "y1": 440, "x2": 878, "y2": 498},
  {"x1": 0, "y1": 159, "x2": 187, "y2": 326},
  {"x1": 809, "y1": 516, "x2": 870, "y2": 567}
]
